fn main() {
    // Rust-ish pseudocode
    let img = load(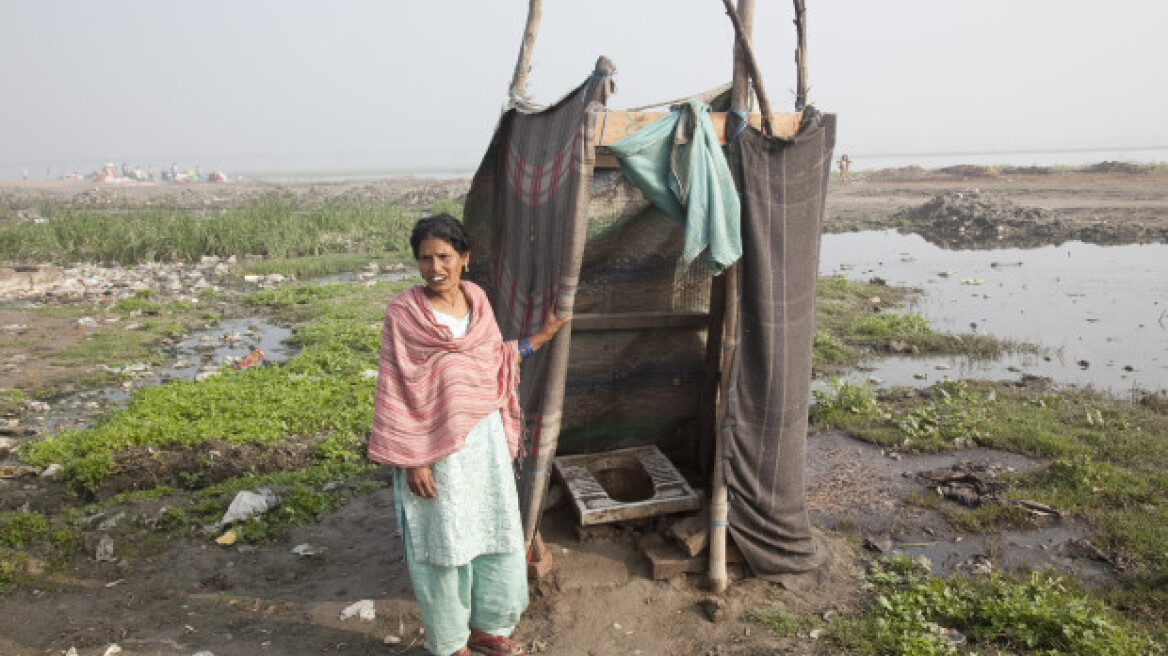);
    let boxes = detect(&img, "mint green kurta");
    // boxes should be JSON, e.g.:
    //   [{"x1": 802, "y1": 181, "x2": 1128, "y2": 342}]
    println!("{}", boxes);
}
[{"x1": 392, "y1": 309, "x2": 524, "y2": 567}]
